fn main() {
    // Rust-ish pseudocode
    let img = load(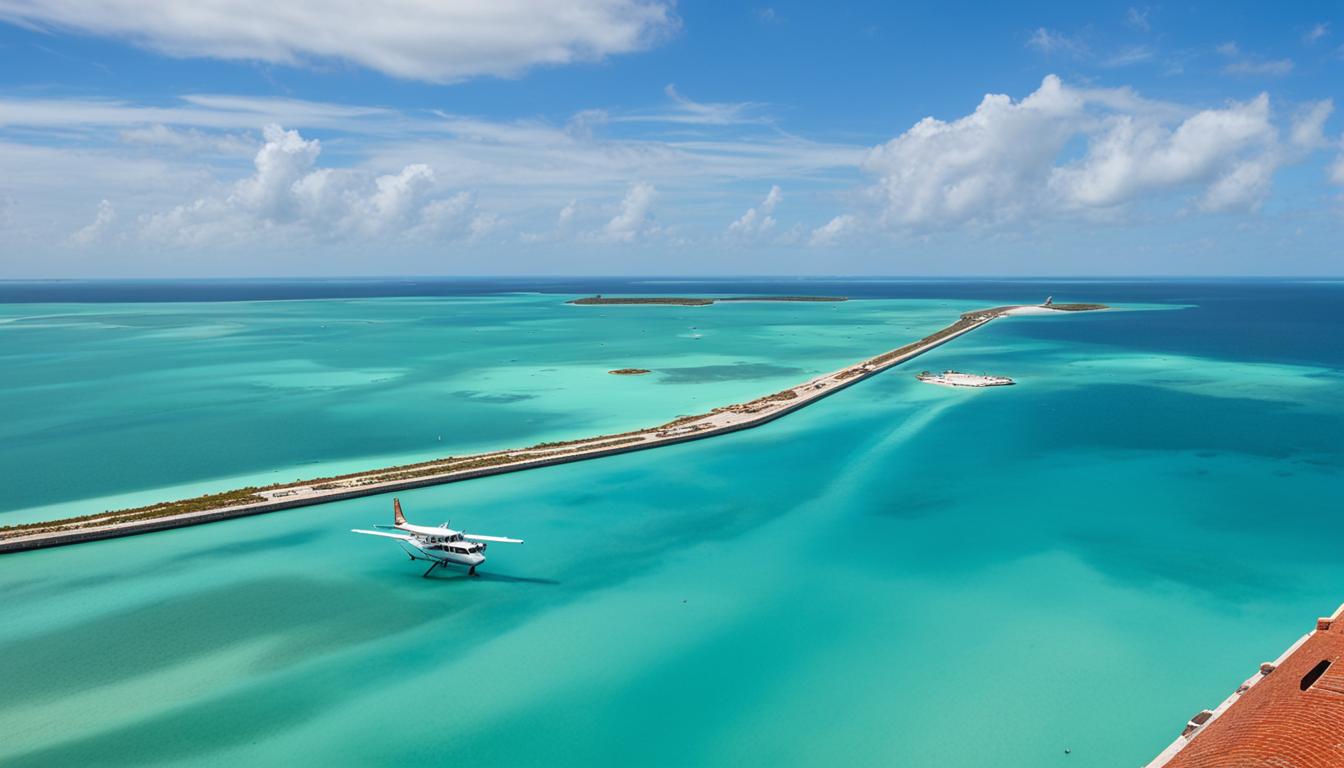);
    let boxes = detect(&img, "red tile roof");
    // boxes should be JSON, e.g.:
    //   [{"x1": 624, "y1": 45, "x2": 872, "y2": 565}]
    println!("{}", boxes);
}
[{"x1": 1148, "y1": 604, "x2": 1344, "y2": 768}]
